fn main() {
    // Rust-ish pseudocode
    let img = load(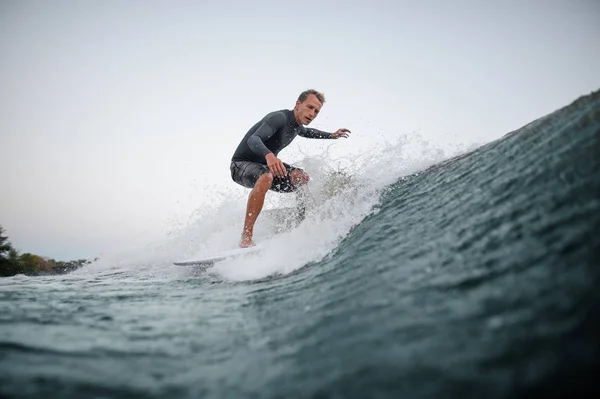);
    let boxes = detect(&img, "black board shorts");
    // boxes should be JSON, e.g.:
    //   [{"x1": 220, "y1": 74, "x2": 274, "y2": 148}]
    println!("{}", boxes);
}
[{"x1": 230, "y1": 161, "x2": 304, "y2": 193}]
